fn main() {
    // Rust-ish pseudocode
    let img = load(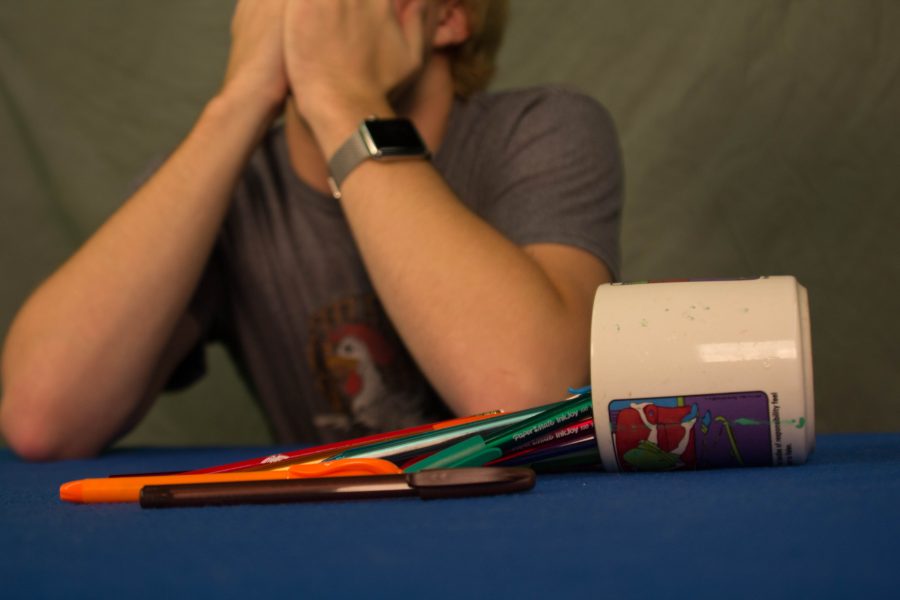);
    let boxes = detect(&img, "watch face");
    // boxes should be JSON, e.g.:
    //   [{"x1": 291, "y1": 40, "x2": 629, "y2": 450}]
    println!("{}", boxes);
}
[{"x1": 364, "y1": 119, "x2": 428, "y2": 157}]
